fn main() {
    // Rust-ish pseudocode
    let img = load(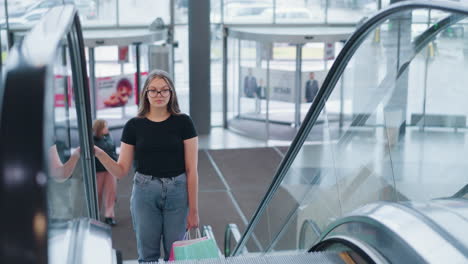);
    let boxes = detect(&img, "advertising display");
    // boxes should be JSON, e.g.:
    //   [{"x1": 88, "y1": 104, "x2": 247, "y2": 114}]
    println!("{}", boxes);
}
[
  {"x1": 240, "y1": 67, "x2": 267, "y2": 99},
  {"x1": 301, "y1": 71, "x2": 326, "y2": 103},
  {"x1": 269, "y1": 70, "x2": 296, "y2": 103},
  {"x1": 240, "y1": 67, "x2": 327, "y2": 103},
  {"x1": 96, "y1": 74, "x2": 135, "y2": 110},
  {"x1": 54, "y1": 72, "x2": 148, "y2": 111}
]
